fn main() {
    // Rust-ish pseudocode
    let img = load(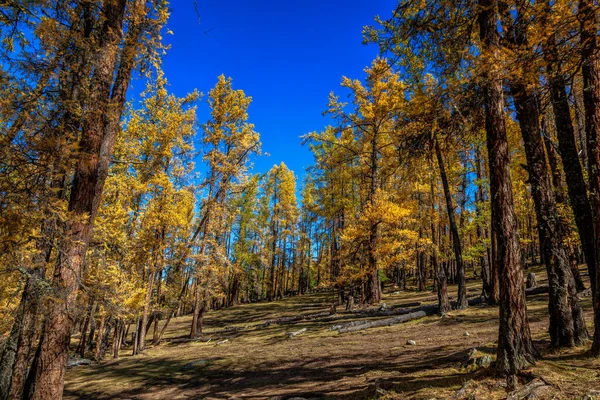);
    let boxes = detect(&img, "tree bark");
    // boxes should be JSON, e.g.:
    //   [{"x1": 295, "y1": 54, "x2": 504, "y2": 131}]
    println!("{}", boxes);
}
[
  {"x1": 434, "y1": 137, "x2": 468, "y2": 309},
  {"x1": 475, "y1": 148, "x2": 491, "y2": 298},
  {"x1": 364, "y1": 131, "x2": 382, "y2": 304},
  {"x1": 478, "y1": 0, "x2": 536, "y2": 385},
  {"x1": 542, "y1": 130, "x2": 586, "y2": 291},
  {"x1": 510, "y1": 81, "x2": 587, "y2": 347},
  {"x1": 24, "y1": 0, "x2": 145, "y2": 397},
  {"x1": 579, "y1": 0, "x2": 600, "y2": 355},
  {"x1": 543, "y1": 8, "x2": 597, "y2": 295},
  {"x1": 138, "y1": 263, "x2": 156, "y2": 353}
]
